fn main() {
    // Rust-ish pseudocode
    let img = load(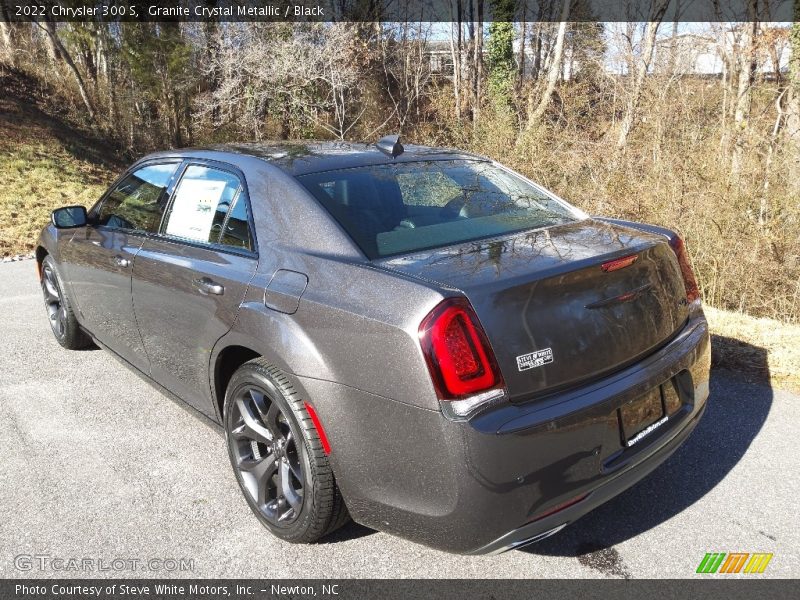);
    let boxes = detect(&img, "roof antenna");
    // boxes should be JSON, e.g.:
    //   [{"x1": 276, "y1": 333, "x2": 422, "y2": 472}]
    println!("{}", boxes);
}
[{"x1": 376, "y1": 135, "x2": 404, "y2": 158}]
